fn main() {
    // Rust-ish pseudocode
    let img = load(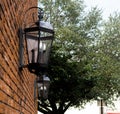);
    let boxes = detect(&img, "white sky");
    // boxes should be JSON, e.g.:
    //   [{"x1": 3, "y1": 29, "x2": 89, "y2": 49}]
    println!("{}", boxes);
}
[
  {"x1": 38, "y1": 100, "x2": 120, "y2": 114},
  {"x1": 65, "y1": 101, "x2": 120, "y2": 114},
  {"x1": 84, "y1": 0, "x2": 120, "y2": 20},
  {"x1": 38, "y1": 0, "x2": 120, "y2": 114}
]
